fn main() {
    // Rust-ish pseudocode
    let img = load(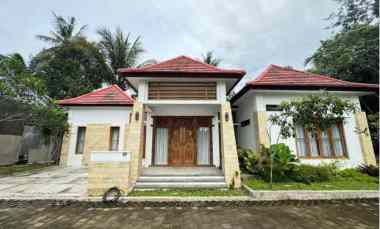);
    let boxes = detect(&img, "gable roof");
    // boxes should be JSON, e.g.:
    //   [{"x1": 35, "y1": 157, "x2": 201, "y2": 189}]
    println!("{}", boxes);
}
[
  {"x1": 231, "y1": 64, "x2": 379, "y2": 103},
  {"x1": 58, "y1": 84, "x2": 134, "y2": 106},
  {"x1": 117, "y1": 55, "x2": 246, "y2": 78}
]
